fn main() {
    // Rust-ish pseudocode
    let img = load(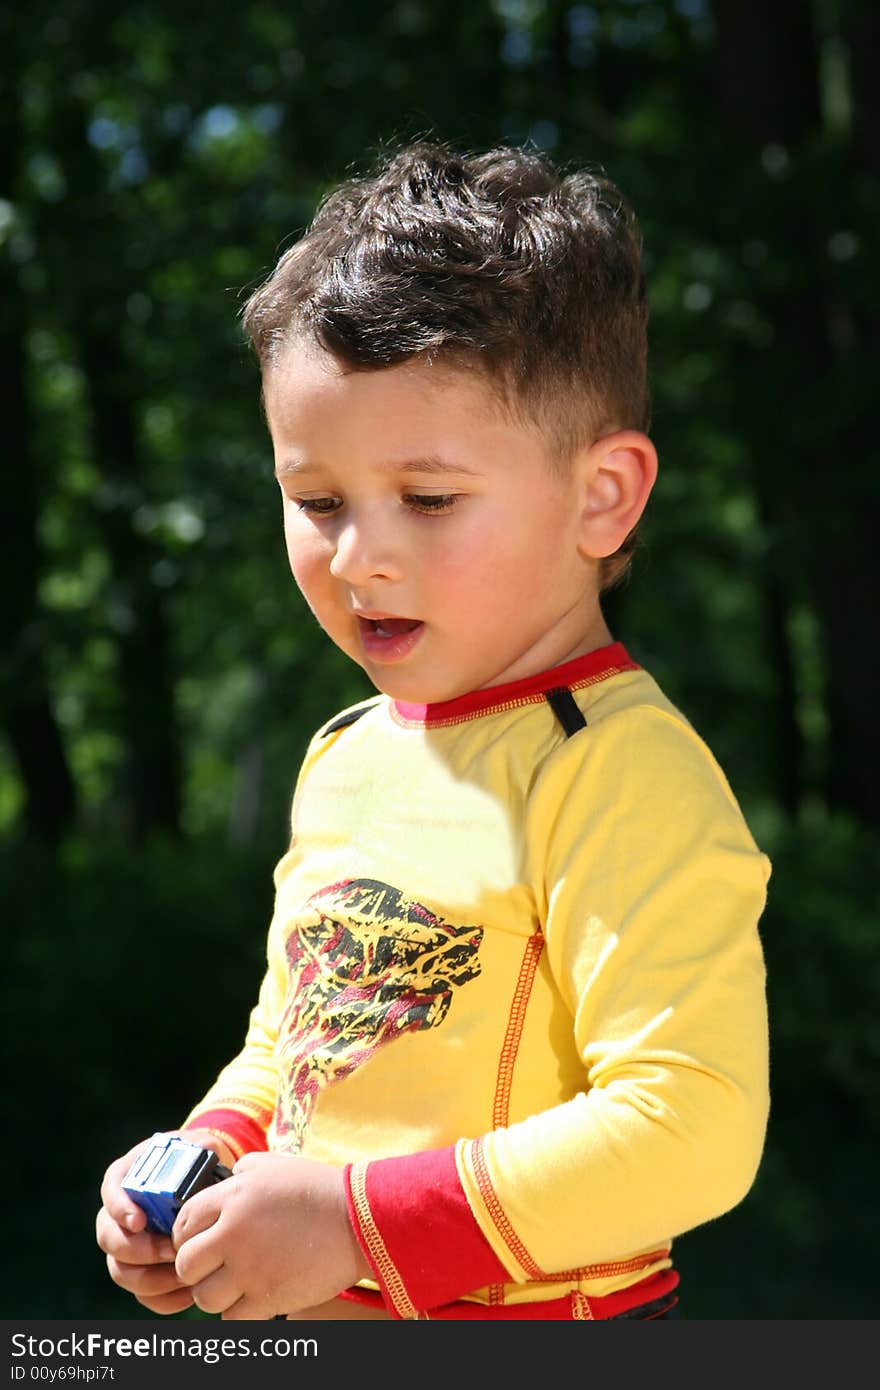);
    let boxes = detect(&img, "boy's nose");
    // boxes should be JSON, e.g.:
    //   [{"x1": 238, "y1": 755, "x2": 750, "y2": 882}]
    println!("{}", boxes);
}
[{"x1": 328, "y1": 516, "x2": 402, "y2": 585}]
